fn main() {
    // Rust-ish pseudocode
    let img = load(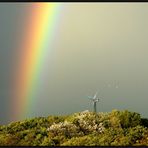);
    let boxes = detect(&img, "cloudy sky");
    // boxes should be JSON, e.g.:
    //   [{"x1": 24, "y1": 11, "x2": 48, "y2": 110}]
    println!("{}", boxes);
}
[{"x1": 0, "y1": 3, "x2": 148, "y2": 125}]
